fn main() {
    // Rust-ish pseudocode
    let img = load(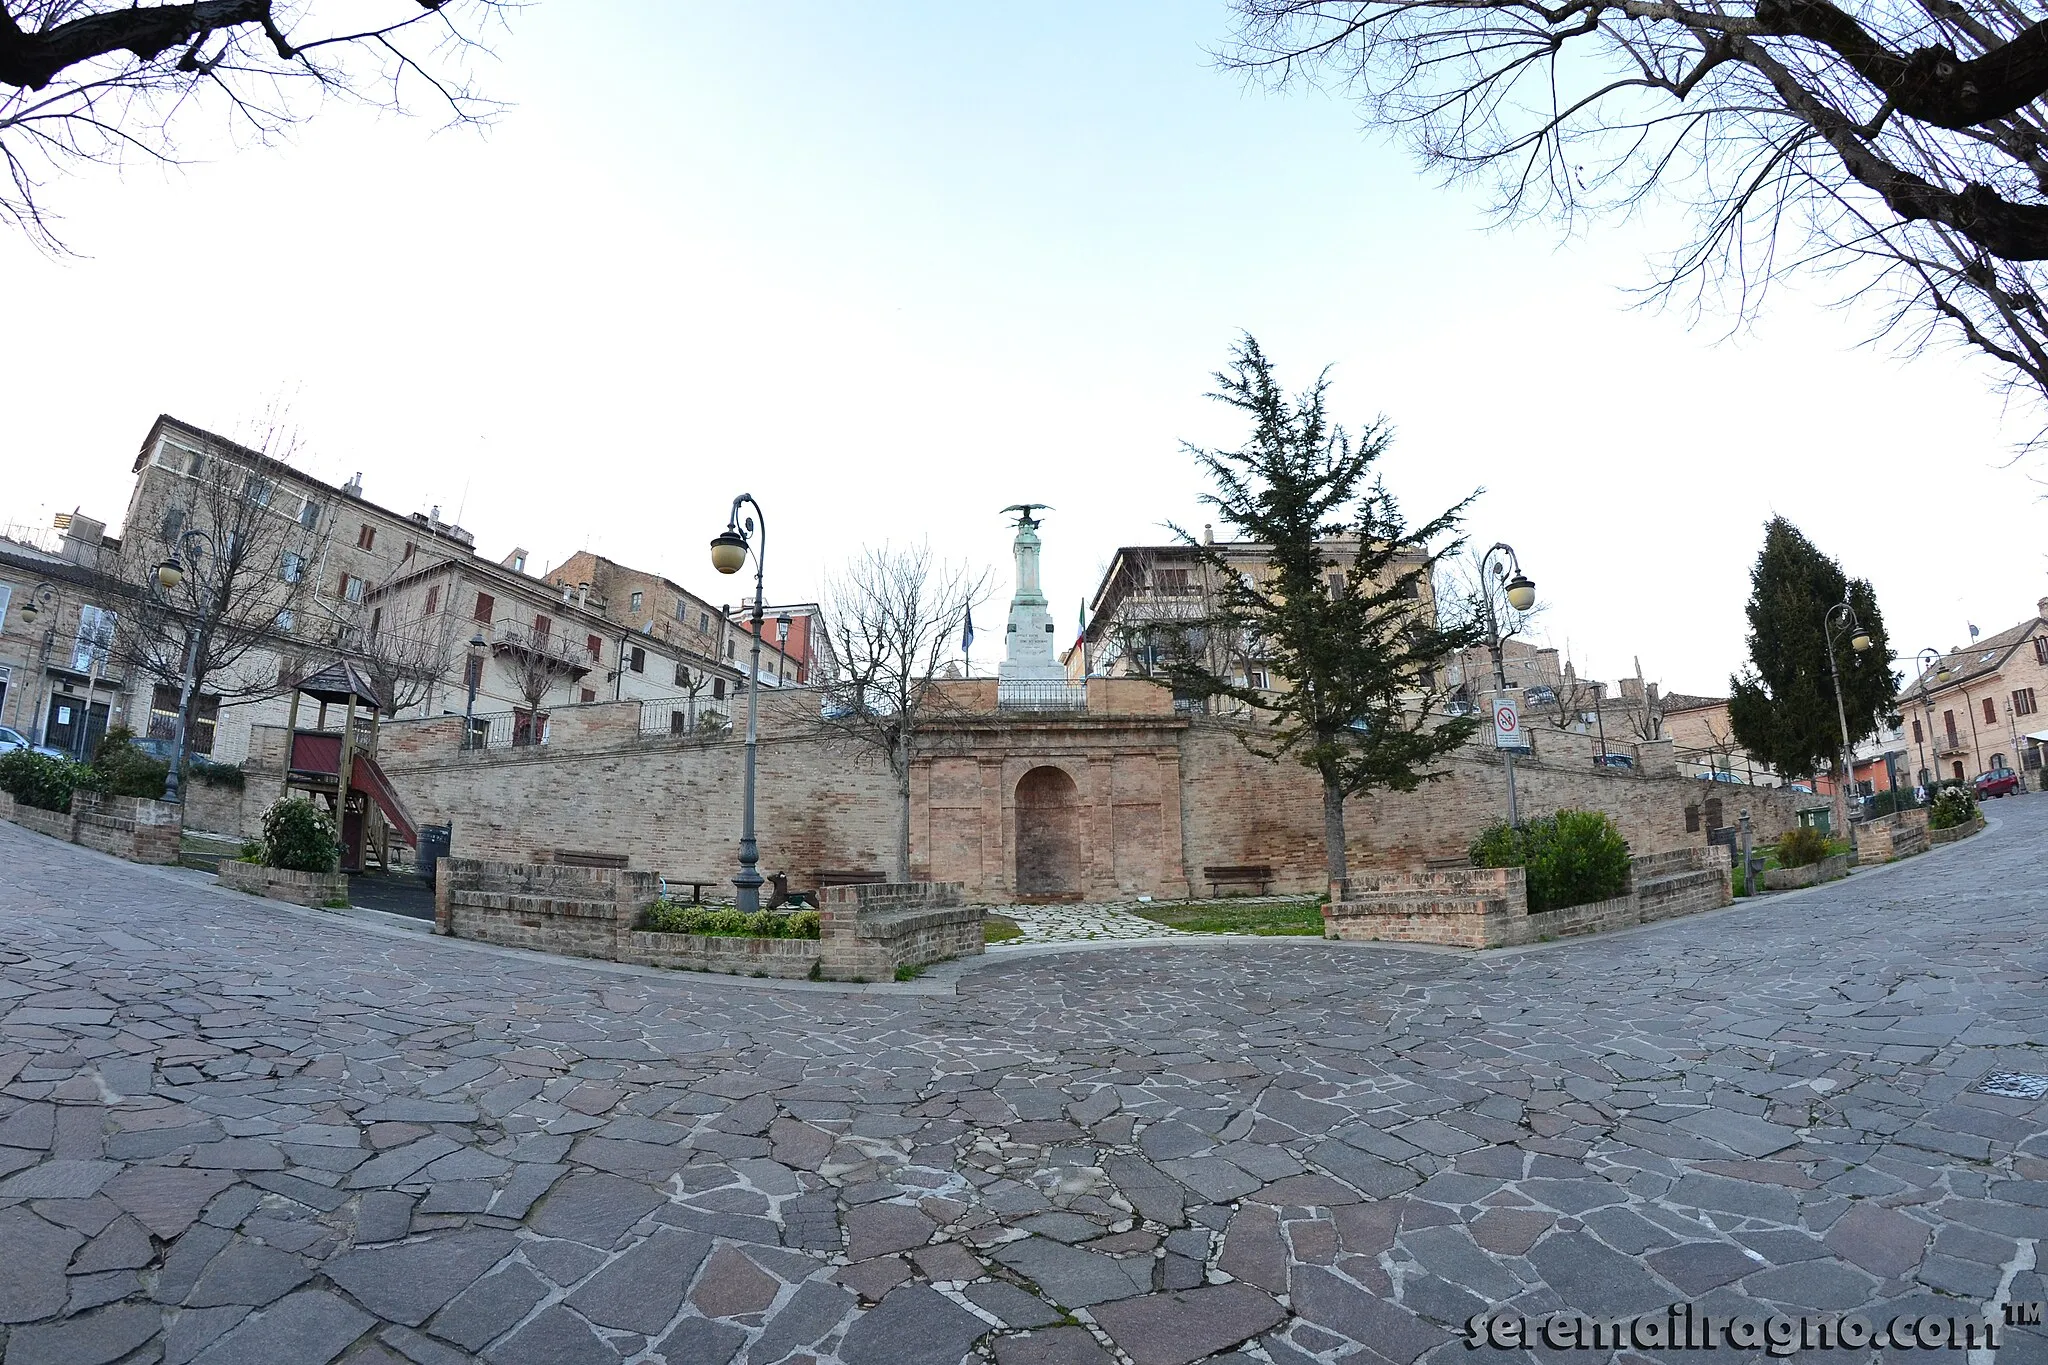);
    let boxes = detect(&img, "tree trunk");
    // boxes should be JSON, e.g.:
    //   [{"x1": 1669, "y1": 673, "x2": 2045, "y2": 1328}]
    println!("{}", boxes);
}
[
  {"x1": 1321, "y1": 775, "x2": 1348, "y2": 886},
  {"x1": 893, "y1": 734, "x2": 913, "y2": 884}
]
